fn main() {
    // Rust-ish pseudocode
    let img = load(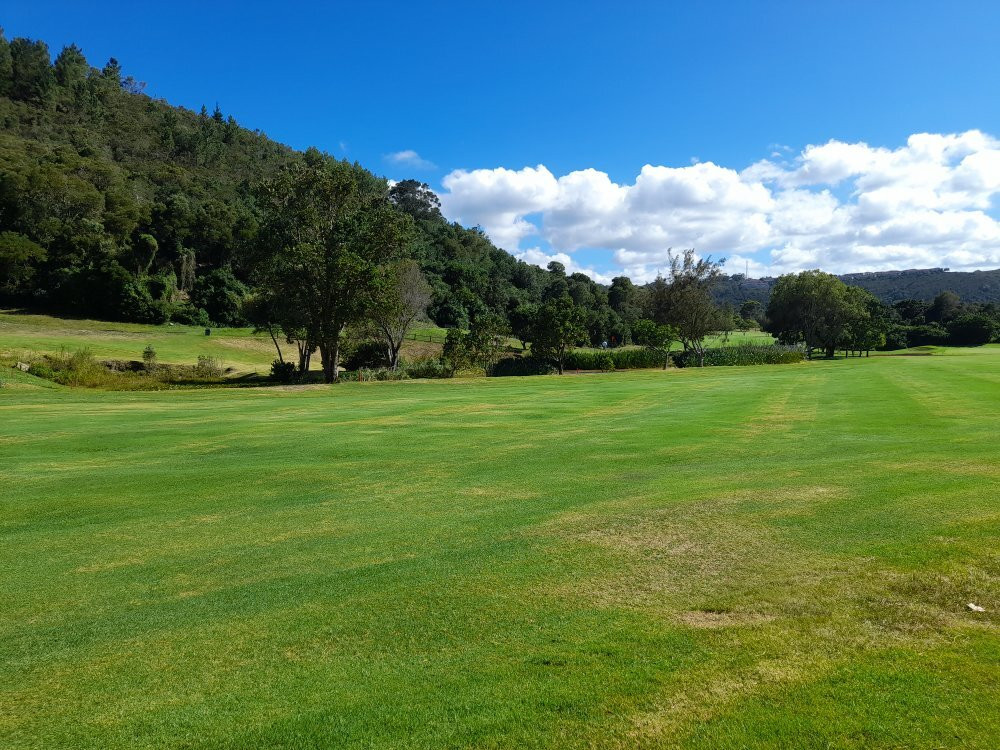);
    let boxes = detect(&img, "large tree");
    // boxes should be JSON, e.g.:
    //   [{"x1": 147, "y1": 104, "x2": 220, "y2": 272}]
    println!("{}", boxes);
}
[
  {"x1": 255, "y1": 160, "x2": 412, "y2": 382},
  {"x1": 388, "y1": 179, "x2": 442, "y2": 221},
  {"x1": 765, "y1": 270, "x2": 856, "y2": 358},
  {"x1": 839, "y1": 286, "x2": 889, "y2": 355}
]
